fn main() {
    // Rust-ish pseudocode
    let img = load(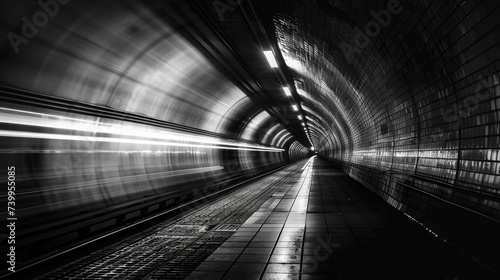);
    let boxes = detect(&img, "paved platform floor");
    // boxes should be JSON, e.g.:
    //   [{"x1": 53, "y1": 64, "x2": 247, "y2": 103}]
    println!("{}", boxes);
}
[{"x1": 186, "y1": 156, "x2": 497, "y2": 280}]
